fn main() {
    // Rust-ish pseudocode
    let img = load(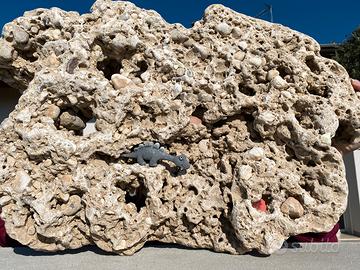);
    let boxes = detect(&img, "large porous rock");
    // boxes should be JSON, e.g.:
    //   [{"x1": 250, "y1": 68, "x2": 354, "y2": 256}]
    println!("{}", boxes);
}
[{"x1": 0, "y1": 0, "x2": 358, "y2": 255}]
